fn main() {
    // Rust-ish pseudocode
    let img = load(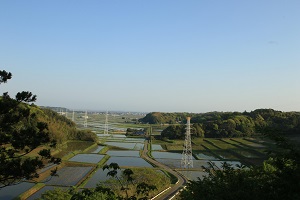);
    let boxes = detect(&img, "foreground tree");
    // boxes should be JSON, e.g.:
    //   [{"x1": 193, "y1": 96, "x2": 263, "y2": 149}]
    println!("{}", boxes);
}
[
  {"x1": 180, "y1": 134, "x2": 300, "y2": 200},
  {"x1": 39, "y1": 163, "x2": 161, "y2": 200},
  {"x1": 102, "y1": 163, "x2": 157, "y2": 200},
  {"x1": 0, "y1": 70, "x2": 60, "y2": 188},
  {"x1": 39, "y1": 187, "x2": 116, "y2": 200}
]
